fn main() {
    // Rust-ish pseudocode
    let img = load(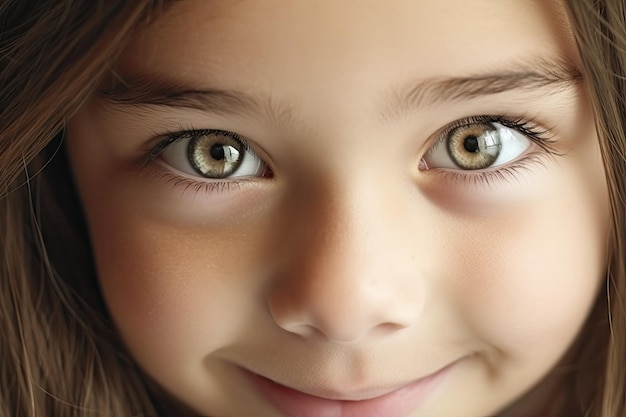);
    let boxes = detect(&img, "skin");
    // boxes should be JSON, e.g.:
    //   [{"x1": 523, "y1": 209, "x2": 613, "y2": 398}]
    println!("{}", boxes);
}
[{"x1": 67, "y1": 0, "x2": 609, "y2": 416}]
